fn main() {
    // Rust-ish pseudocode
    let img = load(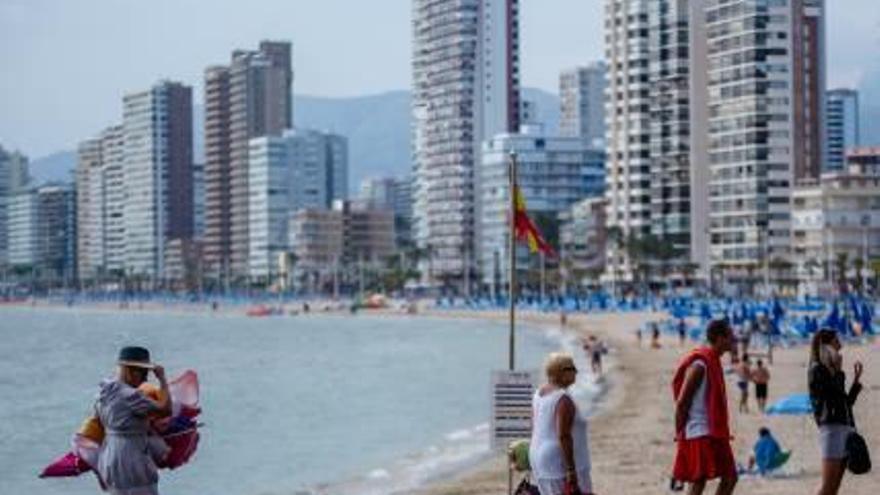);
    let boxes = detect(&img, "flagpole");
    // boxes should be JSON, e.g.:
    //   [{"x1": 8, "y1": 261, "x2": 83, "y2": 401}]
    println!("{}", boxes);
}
[{"x1": 509, "y1": 151, "x2": 517, "y2": 372}]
